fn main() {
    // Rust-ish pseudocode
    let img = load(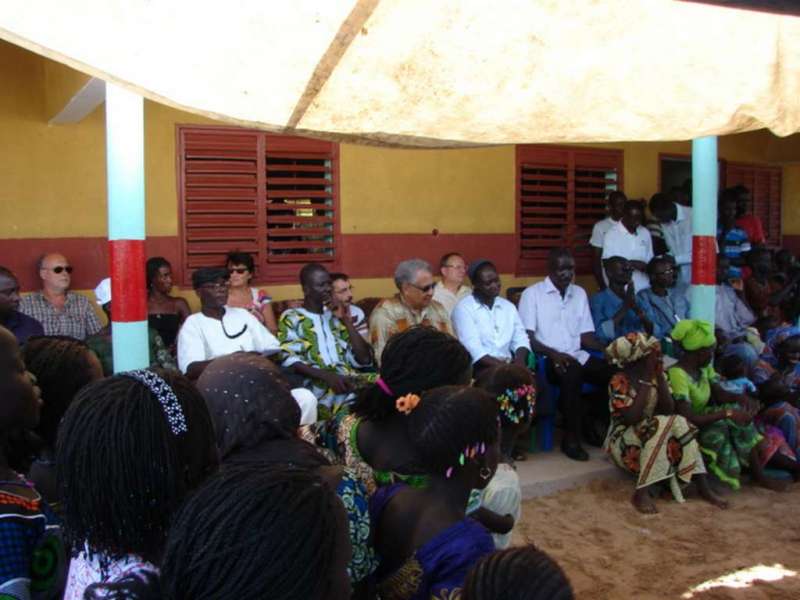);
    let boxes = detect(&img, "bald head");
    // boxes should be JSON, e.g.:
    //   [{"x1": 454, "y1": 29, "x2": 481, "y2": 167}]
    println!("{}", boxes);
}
[{"x1": 38, "y1": 252, "x2": 72, "y2": 293}]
